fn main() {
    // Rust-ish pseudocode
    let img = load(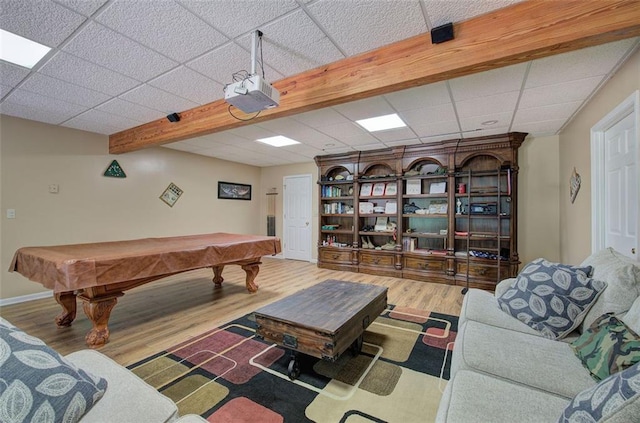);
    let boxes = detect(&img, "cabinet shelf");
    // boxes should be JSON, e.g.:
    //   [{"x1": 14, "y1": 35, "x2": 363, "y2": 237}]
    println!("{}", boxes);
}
[
  {"x1": 403, "y1": 213, "x2": 447, "y2": 218},
  {"x1": 316, "y1": 132, "x2": 526, "y2": 289}
]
